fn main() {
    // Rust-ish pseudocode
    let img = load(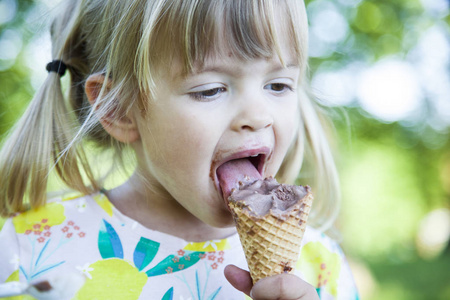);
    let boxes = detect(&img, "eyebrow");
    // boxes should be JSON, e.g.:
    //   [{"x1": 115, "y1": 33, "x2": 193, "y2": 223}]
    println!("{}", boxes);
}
[
  {"x1": 190, "y1": 61, "x2": 300, "y2": 76},
  {"x1": 270, "y1": 62, "x2": 300, "y2": 72}
]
